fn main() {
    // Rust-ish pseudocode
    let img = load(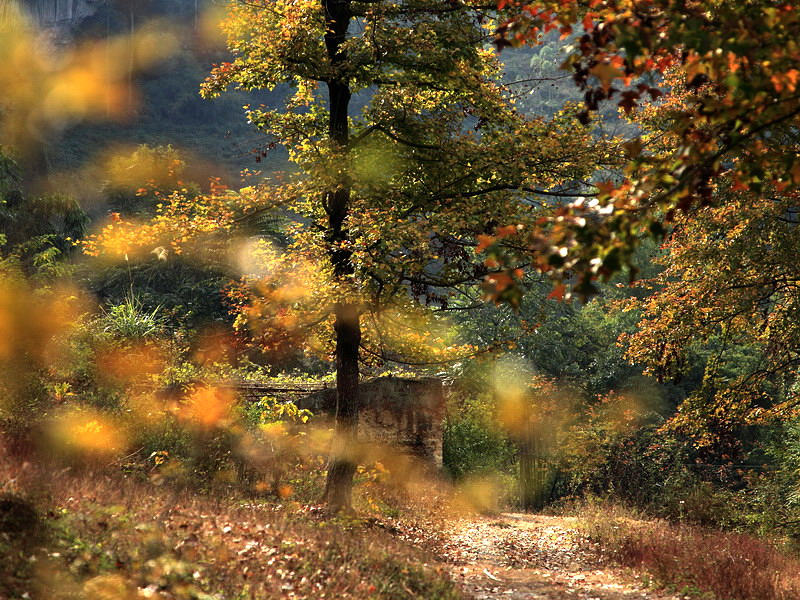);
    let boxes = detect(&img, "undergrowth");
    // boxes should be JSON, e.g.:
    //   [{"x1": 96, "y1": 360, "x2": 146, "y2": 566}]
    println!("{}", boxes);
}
[
  {"x1": 580, "y1": 503, "x2": 800, "y2": 600},
  {"x1": 0, "y1": 454, "x2": 461, "y2": 600}
]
